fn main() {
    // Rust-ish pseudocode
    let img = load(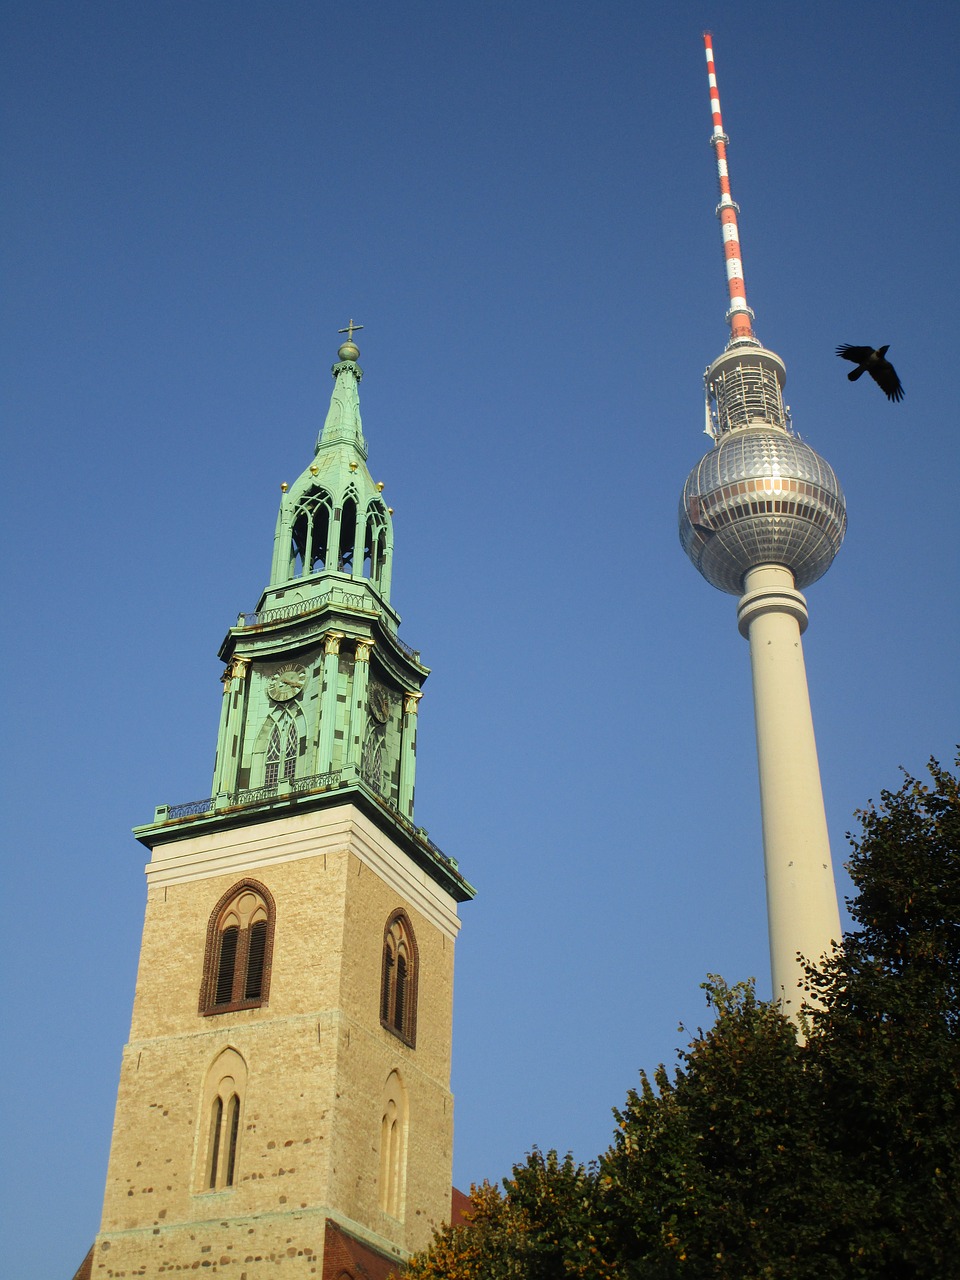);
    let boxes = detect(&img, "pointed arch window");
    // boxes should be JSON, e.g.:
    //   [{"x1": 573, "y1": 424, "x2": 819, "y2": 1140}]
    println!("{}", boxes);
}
[
  {"x1": 290, "y1": 487, "x2": 333, "y2": 577},
  {"x1": 380, "y1": 910, "x2": 418, "y2": 1047},
  {"x1": 198, "y1": 1048, "x2": 247, "y2": 1192},
  {"x1": 379, "y1": 1070, "x2": 408, "y2": 1218},
  {"x1": 200, "y1": 880, "x2": 276, "y2": 1015},
  {"x1": 264, "y1": 711, "x2": 299, "y2": 787},
  {"x1": 361, "y1": 726, "x2": 385, "y2": 795},
  {"x1": 338, "y1": 490, "x2": 359, "y2": 573},
  {"x1": 363, "y1": 501, "x2": 390, "y2": 590}
]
